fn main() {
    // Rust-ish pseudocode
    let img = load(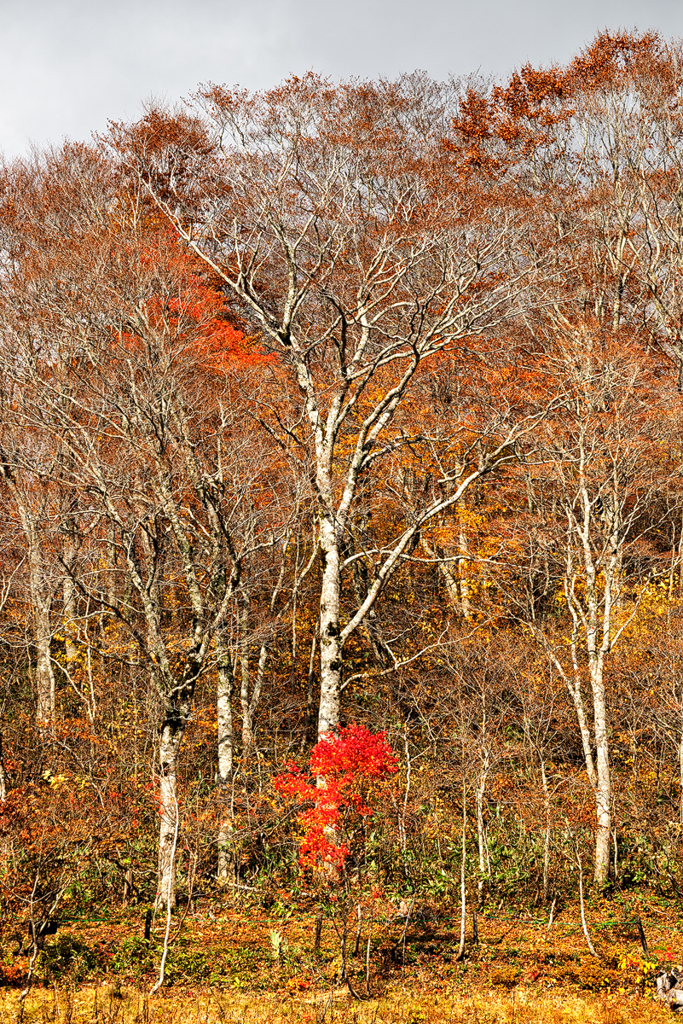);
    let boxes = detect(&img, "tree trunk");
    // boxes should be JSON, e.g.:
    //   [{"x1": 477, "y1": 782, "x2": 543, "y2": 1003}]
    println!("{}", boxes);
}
[
  {"x1": 455, "y1": 782, "x2": 467, "y2": 961},
  {"x1": 156, "y1": 709, "x2": 186, "y2": 910},
  {"x1": 25, "y1": 530, "x2": 56, "y2": 734},
  {"x1": 475, "y1": 753, "x2": 490, "y2": 894},
  {"x1": 238, "y1": 592, "x2": 252, "y2": 750},
  {"x1": 3, "y1": 481, "x2": 57, "y2": 734},
  {"x1": 457, "y1": 503, "x2": 472, "y2": 620},
  {"x1": 216, "y1": 636, "x2": 235, "y2": 886},
  {"x1": 318, "y1": 516, "x2": 342, "y2": 738},
  {"x1": 62, "y1": 527, "x2": 78, "y2": 669},
  {"x1": 34, "y1": 603, "x2": 55, "y2": 732},
  {"x1": 591, "y1": 664, "x2": 612, "y2": 886}
]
